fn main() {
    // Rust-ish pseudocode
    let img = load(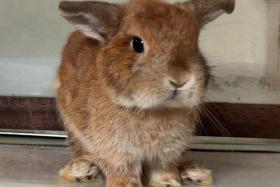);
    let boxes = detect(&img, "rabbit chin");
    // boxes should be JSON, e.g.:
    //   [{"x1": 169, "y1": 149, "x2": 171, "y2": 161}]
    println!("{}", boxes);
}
[{"x1": 116, "y1": 92, "x2": 201, "y2": 109}]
